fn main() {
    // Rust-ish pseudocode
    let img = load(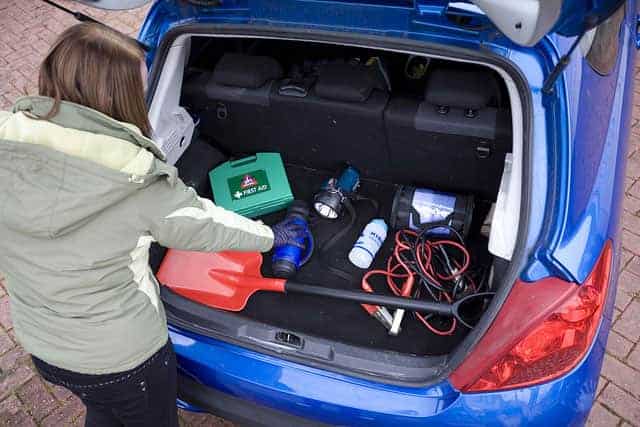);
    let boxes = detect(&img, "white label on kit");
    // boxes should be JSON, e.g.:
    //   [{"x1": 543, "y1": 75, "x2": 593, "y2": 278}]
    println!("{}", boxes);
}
[{"x1": 409, "y1": 189, "x2": 456, "y2": 228}]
